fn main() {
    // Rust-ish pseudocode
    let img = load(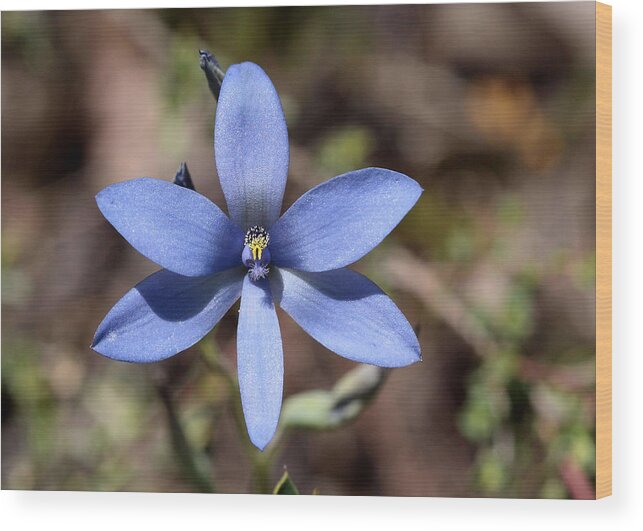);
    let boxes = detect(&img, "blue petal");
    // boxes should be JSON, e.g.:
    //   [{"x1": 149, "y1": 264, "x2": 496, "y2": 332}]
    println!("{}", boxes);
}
[
  {"x1": 272, "y1": 267, "x2": 421, "y2": 368},
  {"x1": 215, "y1": 62, "x2": 289, "y2": 230},
  {"x1": 237, "y1": 276, "x2": 283, "y2": 450},
  {"x1": 92, "y1": 268, "x2": 244, "y2": 363},
  {"x1": 269, "y1": 168, "x2": 422, "y2": 271},
  {"x1": 97, "y1": 178, "x2": 244, "y2": 277}
]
